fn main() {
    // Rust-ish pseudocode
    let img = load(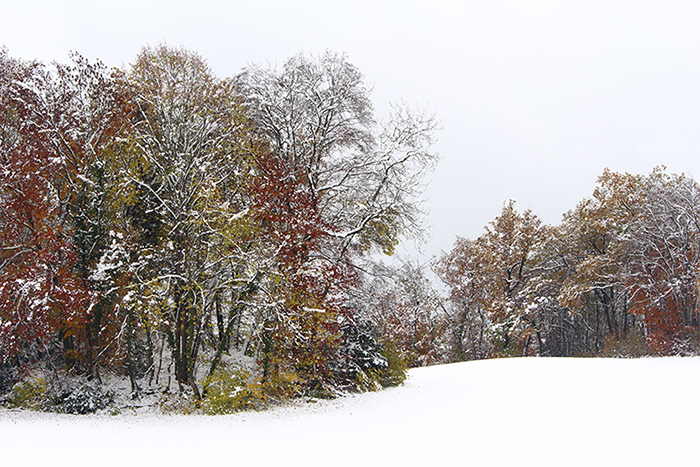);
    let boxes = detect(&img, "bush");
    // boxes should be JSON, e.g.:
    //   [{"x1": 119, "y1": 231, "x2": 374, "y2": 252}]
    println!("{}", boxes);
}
[
  {"x1": 601, "y1": 334, "x2": 649, "y2": 358},
  {"x1": 61, "y1": 385, "x2": 113, "y2": 414},
  {"x1": 201, "y1": 367, "x2": 264, "y2": 414},
  {"x1": 354, "y1": 368, "x2": 382, "y2": 392},
  {"x1": 3, "y1": 377, "x2": 50, "y2": 411},
  {"x1": 376, "y1": 341, "x2": 407, "y2": 388}
]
